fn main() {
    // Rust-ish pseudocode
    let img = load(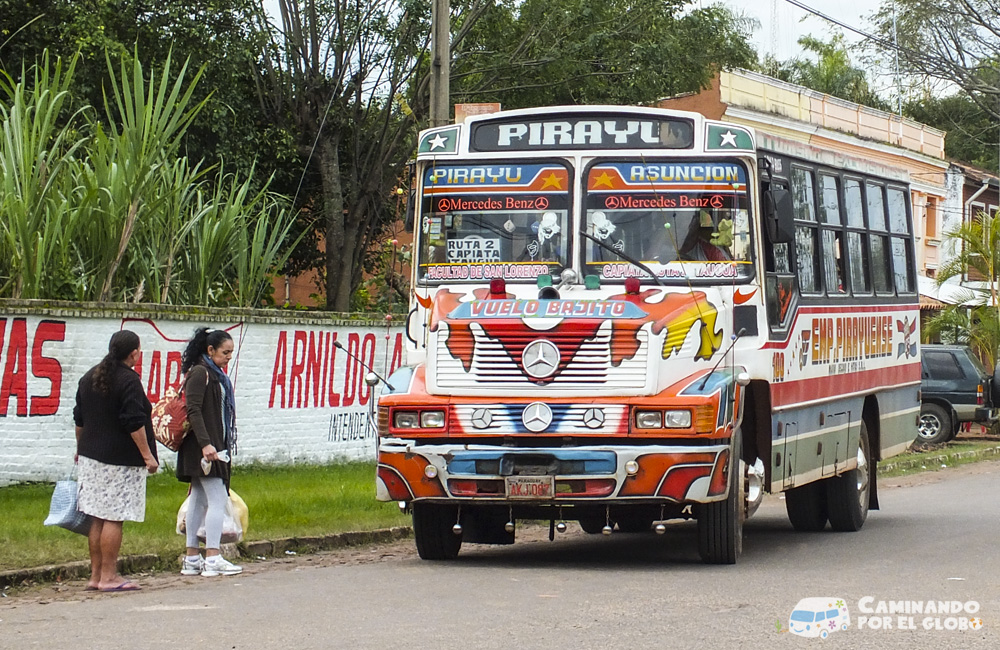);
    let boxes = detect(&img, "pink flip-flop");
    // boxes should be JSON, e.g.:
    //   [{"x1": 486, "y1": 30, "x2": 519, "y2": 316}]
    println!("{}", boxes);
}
[{"x1": 99, "y1": 581, "x2": 141, "y2": 592}]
